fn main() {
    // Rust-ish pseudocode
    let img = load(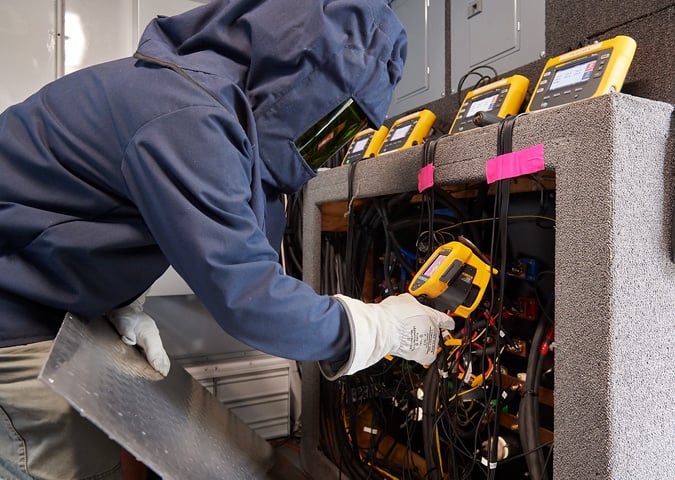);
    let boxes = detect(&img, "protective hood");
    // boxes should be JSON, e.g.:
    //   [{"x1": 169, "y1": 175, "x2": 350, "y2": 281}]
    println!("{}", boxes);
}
[{"x1": 135, "y1": 0, "x2": 406, "y2": 192}]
